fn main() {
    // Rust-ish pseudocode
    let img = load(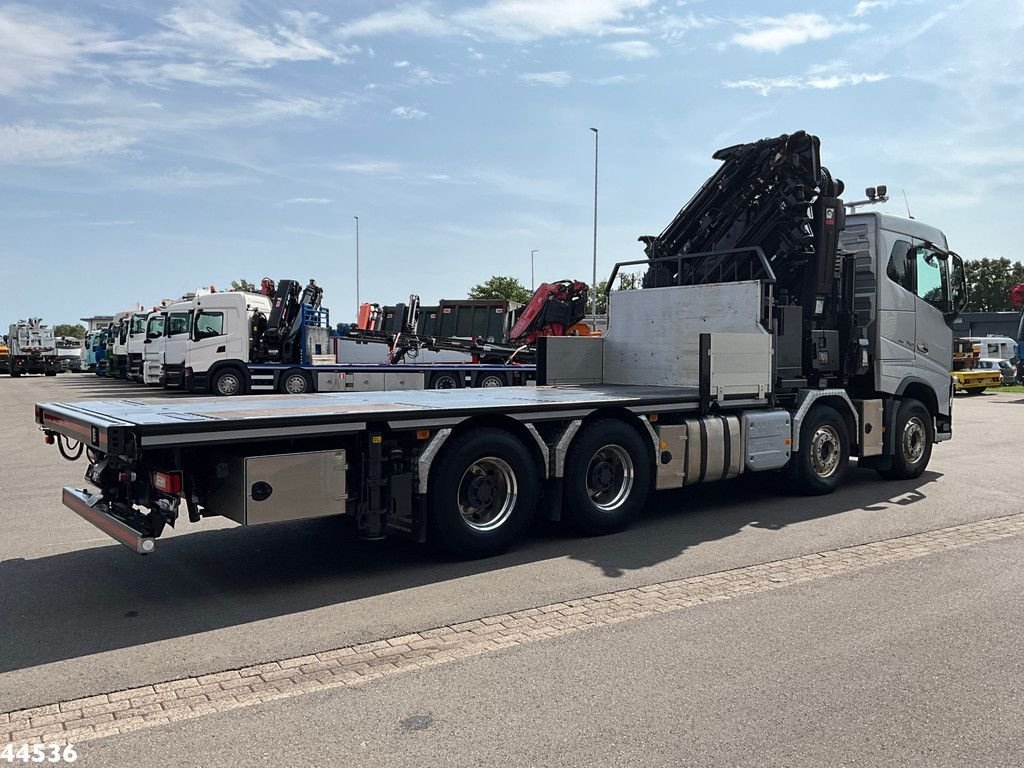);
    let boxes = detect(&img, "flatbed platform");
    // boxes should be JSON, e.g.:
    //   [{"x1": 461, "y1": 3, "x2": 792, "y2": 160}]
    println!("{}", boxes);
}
[{"x1": 37, "y1": 385, "x2": 725, "y2": 453}]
